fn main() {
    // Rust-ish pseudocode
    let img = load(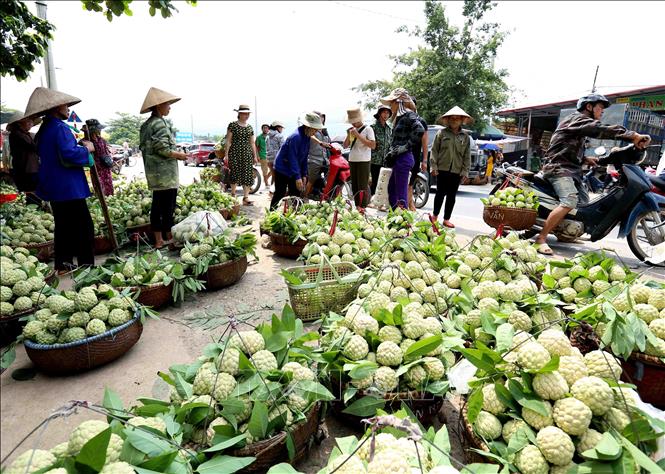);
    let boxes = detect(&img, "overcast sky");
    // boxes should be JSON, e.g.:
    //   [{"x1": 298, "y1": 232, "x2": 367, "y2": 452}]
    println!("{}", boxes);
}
[{"x1": 1, "y1": 1, "x2": 663, "y2": 138}]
